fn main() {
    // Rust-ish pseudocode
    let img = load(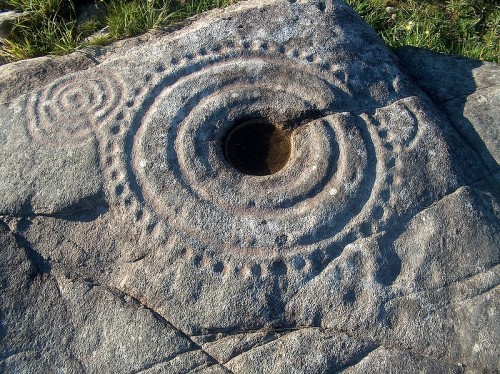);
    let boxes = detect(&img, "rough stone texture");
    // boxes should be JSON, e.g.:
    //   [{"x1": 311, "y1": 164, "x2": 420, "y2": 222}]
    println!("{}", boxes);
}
[
  {"x1": 395, "y1": 46, "x2": 500, "y2": 173},
  {"x1": 0, "y1": 54, "x2": 97, "y2": 102},
  {"x1": 0, "y1": 0, "x2": 498, "y2": 373}
]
